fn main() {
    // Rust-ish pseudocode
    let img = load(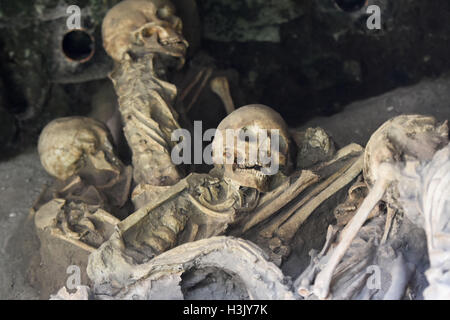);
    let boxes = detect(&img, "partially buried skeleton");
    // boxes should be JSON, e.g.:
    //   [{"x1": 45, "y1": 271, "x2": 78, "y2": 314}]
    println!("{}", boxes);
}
[{"x1": 33, "y1": 0, "x2": 450, "y2": 300}]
